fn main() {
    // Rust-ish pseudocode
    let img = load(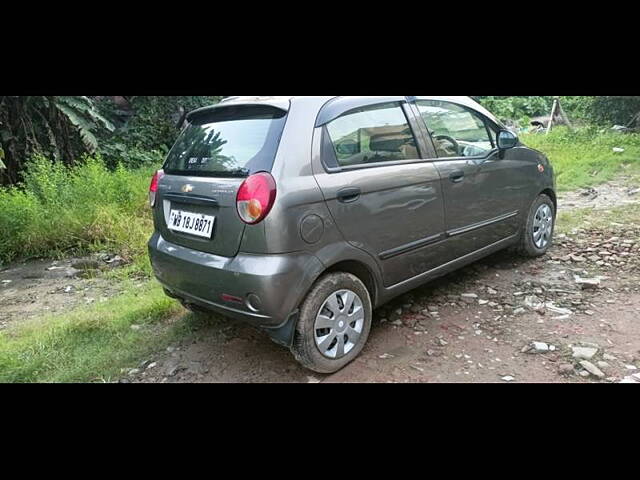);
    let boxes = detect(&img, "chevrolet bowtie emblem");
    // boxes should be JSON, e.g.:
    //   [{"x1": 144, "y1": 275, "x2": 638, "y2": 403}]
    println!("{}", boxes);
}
[{"x1": 181, "y1": 184, "x2": 194, "y2": 193}]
